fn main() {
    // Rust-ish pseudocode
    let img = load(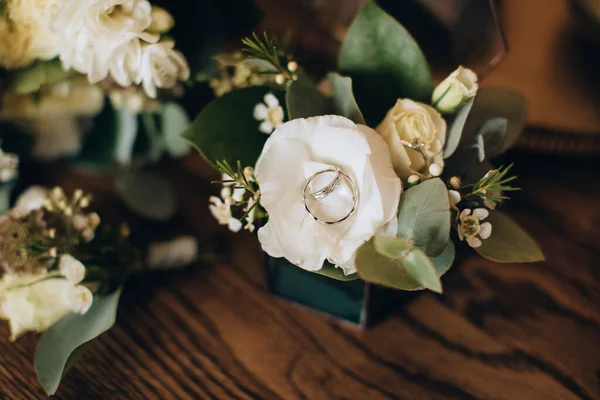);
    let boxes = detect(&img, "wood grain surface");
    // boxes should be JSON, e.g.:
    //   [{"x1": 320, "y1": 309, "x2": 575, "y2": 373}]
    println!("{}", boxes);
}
[{"x1": 1, "y1": 151, "x2": 599, "y2": 400}]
